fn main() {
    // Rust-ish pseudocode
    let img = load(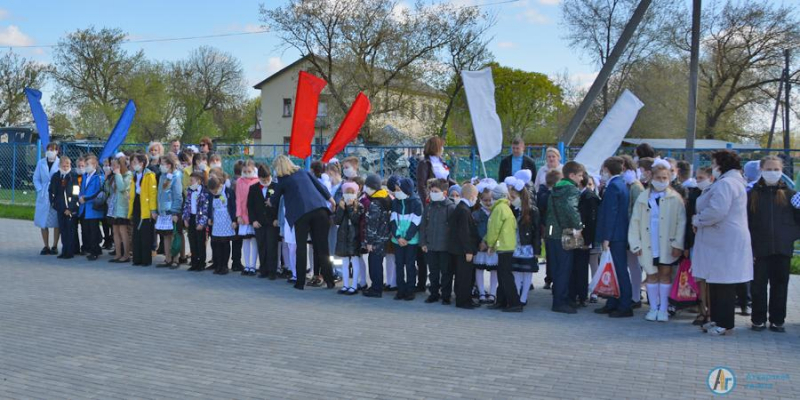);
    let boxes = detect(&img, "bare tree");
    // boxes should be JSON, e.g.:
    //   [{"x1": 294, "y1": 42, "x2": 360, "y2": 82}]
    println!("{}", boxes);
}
[
  {"x1": 561, "y1": 0, "x2": 681, "y2": 115},
  {"x1": 52, "y1": 27, "x2": 144, "y2": 129},
  {"x1": 170, "y1": 46, "x2": 246, "y2": 141},
  {"x1": 0, "y1": 51, "x2": 48, "y2": 127},
  {"x1": 261, "y1": 0, "x2": 488, "y2": 141}
]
